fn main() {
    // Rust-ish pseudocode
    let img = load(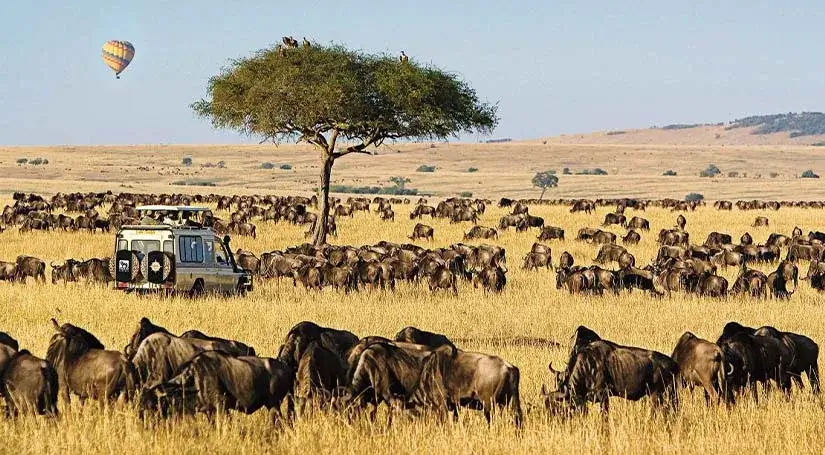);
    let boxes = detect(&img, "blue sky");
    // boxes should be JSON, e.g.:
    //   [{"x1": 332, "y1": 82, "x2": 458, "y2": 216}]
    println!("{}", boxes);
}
[{"x1": 1, "y1": 0, "x2": 823, "y2": 145}]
